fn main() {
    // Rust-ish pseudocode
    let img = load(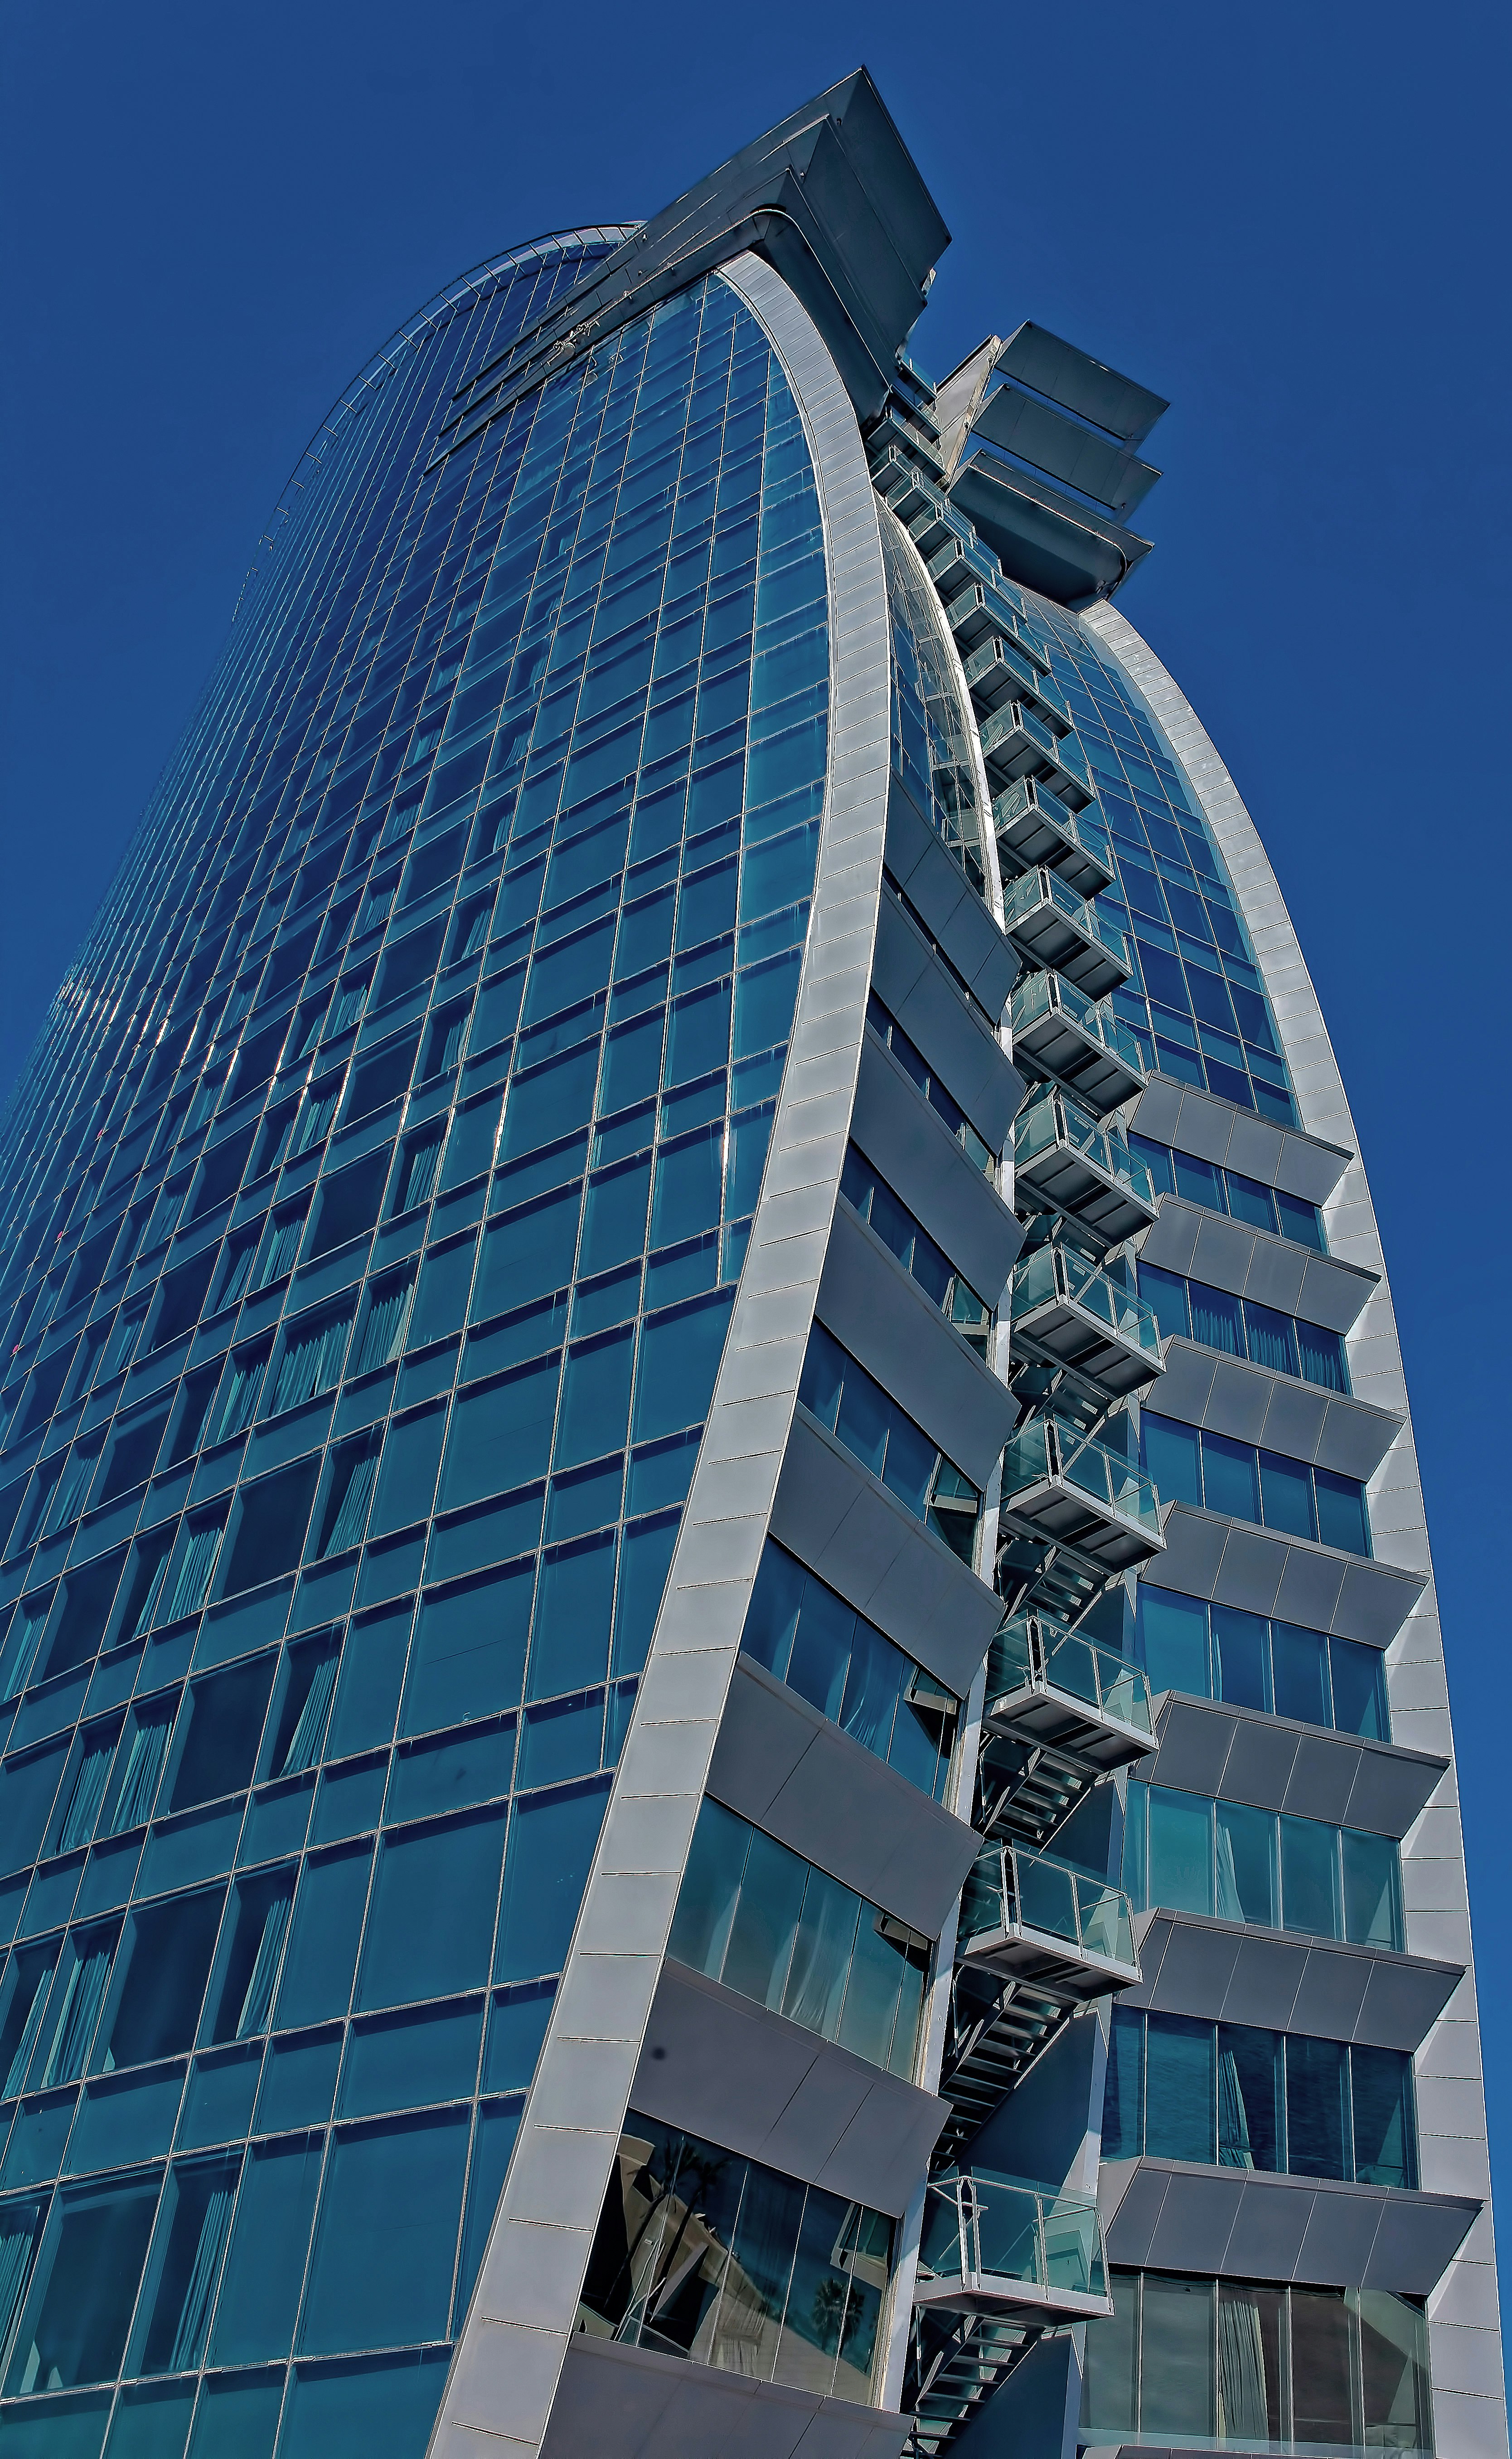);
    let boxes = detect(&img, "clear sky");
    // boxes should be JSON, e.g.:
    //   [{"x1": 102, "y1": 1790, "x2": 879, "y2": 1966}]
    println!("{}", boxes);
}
[{"x1": 3, "y1": 0, "x2": 1508, "y2": 2314}]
